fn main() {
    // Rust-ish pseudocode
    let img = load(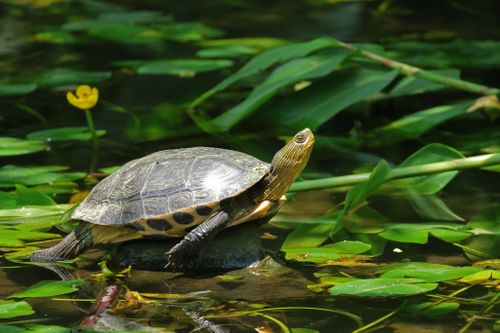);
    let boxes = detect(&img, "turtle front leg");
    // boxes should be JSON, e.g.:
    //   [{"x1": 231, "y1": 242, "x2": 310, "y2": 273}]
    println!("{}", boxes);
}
[
  {"x1": 165, "y1": 211, "x2": 230, "y2": 270},
  {"x1": 30, "y1": 222, "x2": 94, "y2": 262}
]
